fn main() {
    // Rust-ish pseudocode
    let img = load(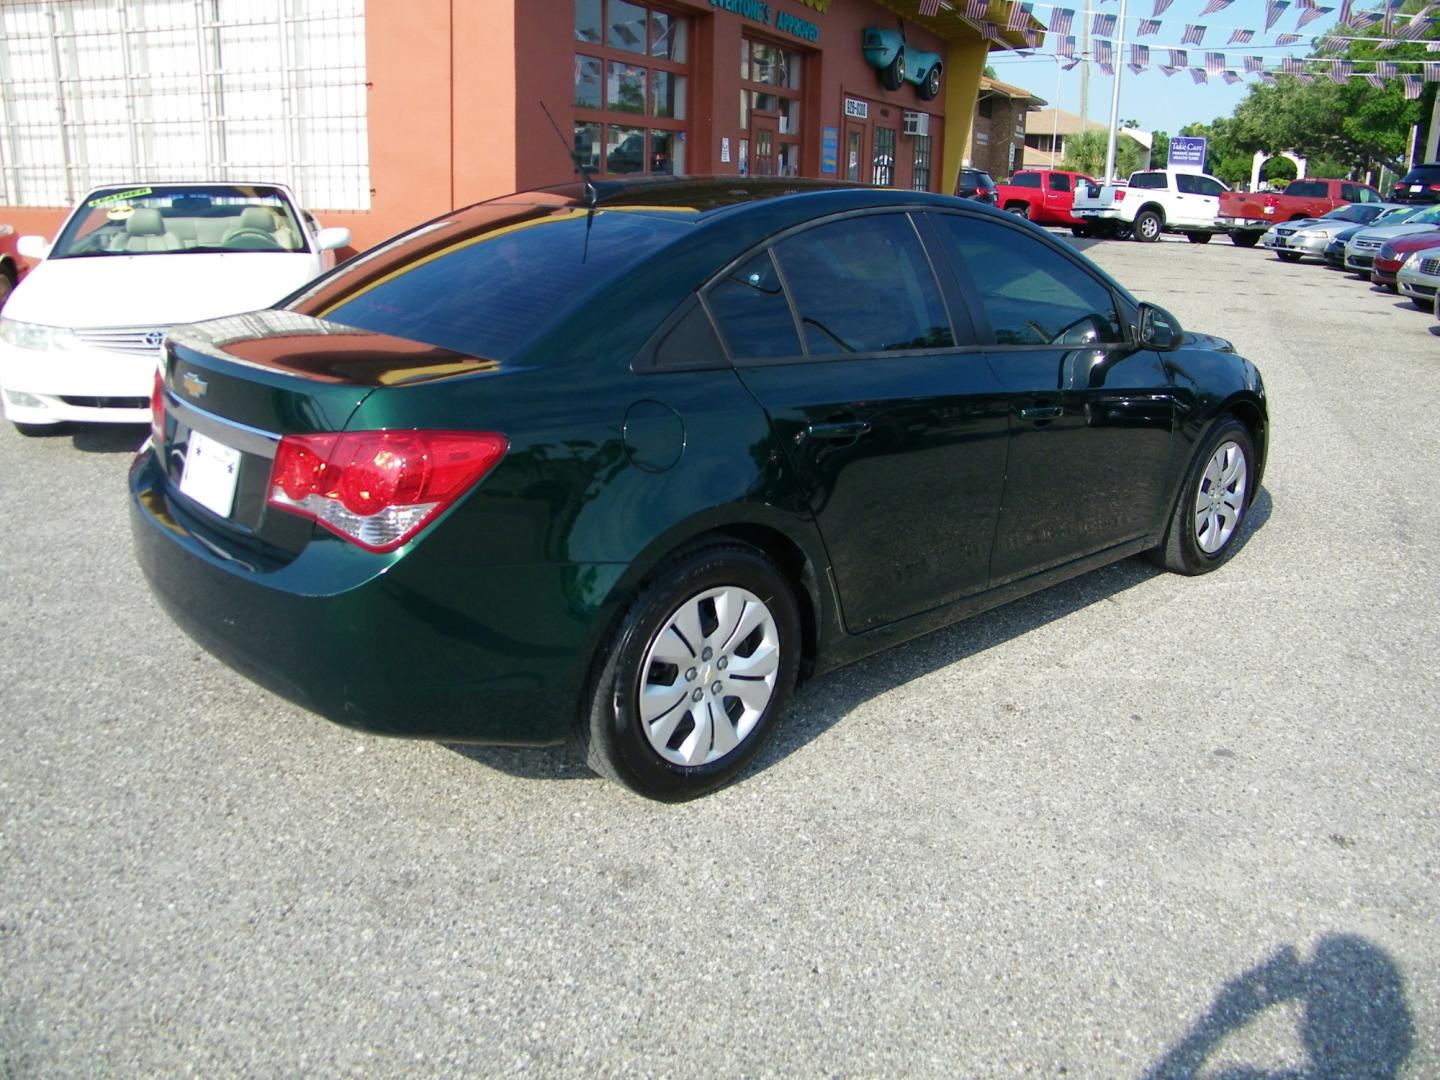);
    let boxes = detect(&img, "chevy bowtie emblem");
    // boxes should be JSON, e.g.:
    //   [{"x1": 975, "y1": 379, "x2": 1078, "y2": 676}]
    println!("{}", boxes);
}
[
  {"x1": 181, "y1": 372, "x2": 208, "y2": 399},
  {"x1": 144, "y1": 330, "x2": 165, "y2": 348}
]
